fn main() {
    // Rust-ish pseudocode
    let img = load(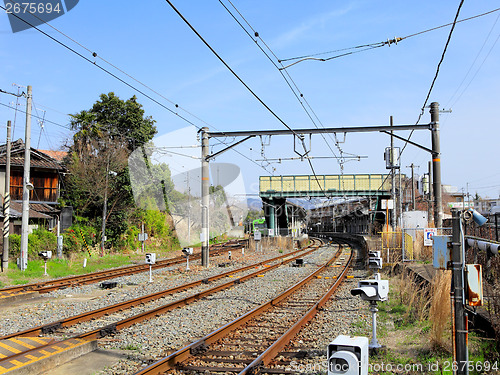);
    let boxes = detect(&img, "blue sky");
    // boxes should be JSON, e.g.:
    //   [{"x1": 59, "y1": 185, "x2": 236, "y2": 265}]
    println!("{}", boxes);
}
[{"x1": 1, "y1": 0, "x2": 499, "y2": 199}]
